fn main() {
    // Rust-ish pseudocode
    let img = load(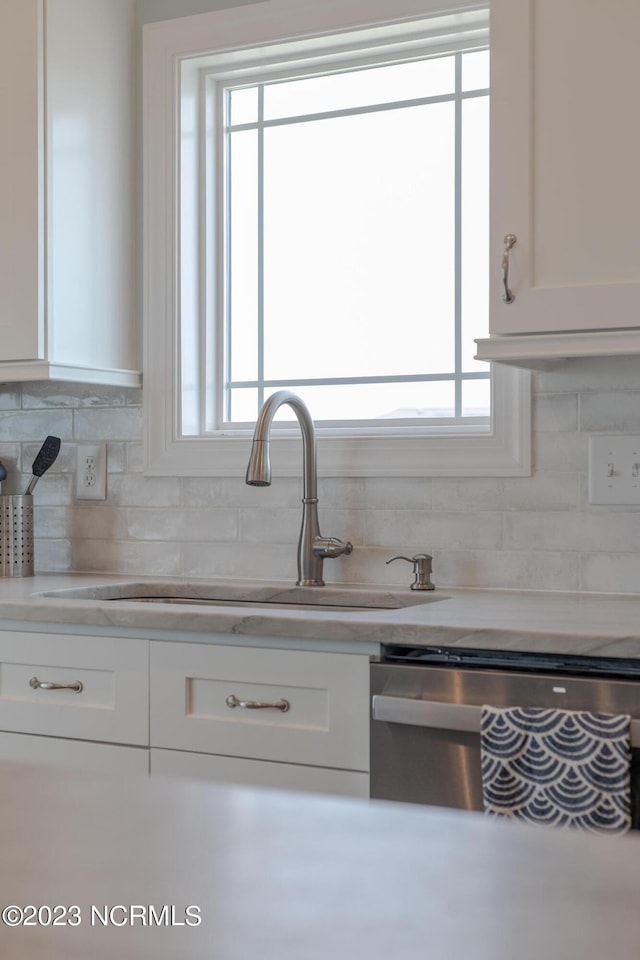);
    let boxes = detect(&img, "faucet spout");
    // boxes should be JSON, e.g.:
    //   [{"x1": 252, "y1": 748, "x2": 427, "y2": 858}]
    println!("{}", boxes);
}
[
  {"x1": 245, "y1": 391, "x2": 352, "y2": 586},
  {"x1": 245, "y1": 440, "x2": 271, "y2": 487}
]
